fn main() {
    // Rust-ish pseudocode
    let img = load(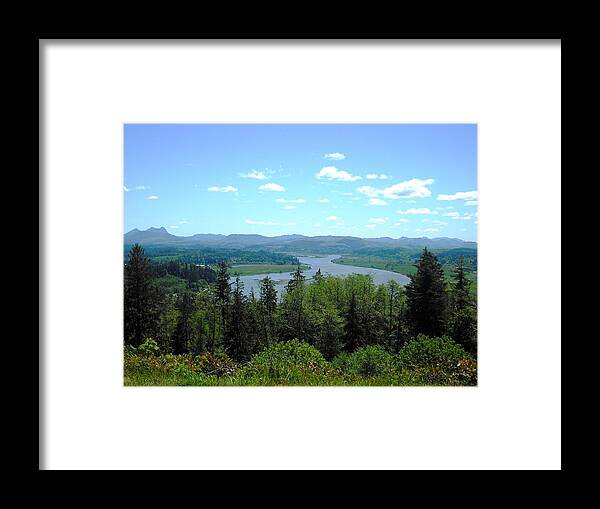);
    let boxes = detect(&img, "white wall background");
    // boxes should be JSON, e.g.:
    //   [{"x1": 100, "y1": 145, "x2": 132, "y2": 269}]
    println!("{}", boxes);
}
[{"x1": 41, "y1": 41, "x2": 561, "y2": 470}]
